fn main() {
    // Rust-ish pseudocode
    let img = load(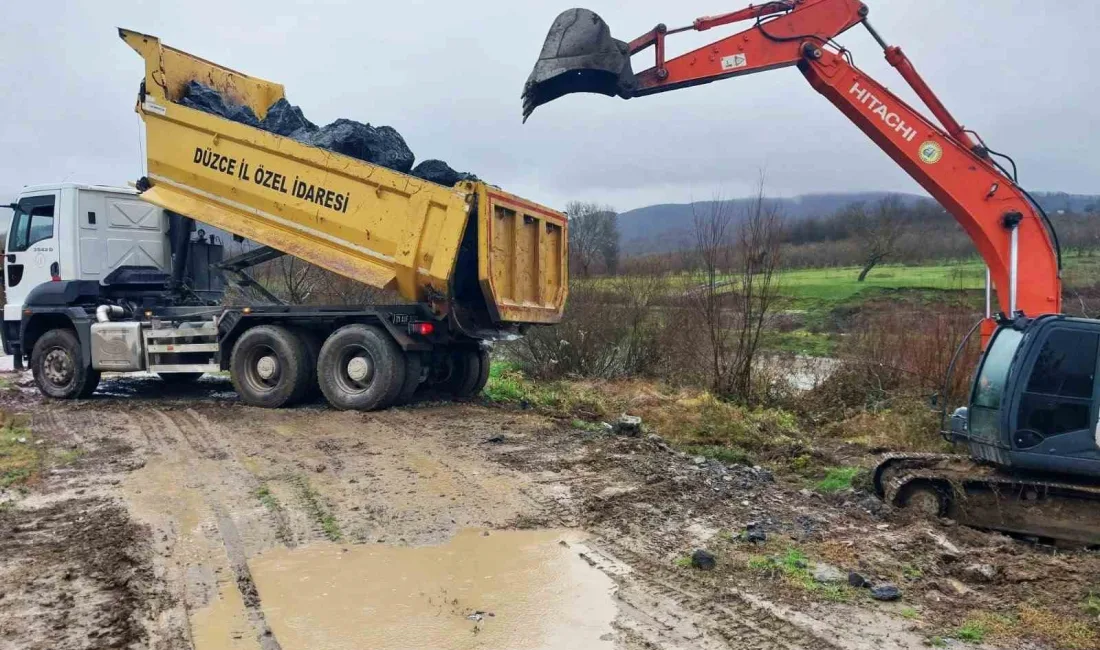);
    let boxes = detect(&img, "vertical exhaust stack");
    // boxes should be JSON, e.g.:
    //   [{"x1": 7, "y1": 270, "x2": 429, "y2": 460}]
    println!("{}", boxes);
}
[{"x1": 522, "y1": 9, "x2": 637, "y2": 121}]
